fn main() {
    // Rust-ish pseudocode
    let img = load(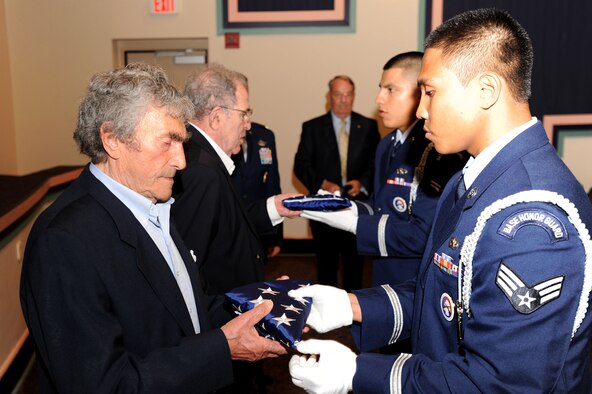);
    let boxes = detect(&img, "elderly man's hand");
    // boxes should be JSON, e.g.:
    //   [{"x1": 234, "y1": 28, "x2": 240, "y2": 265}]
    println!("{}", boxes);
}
[
  {"x1": 275, "y1": 193, "x2": 303, "y2": 218},
  {"x1": 221, "y1": 300, "x2": 287, "y2": 361}
]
